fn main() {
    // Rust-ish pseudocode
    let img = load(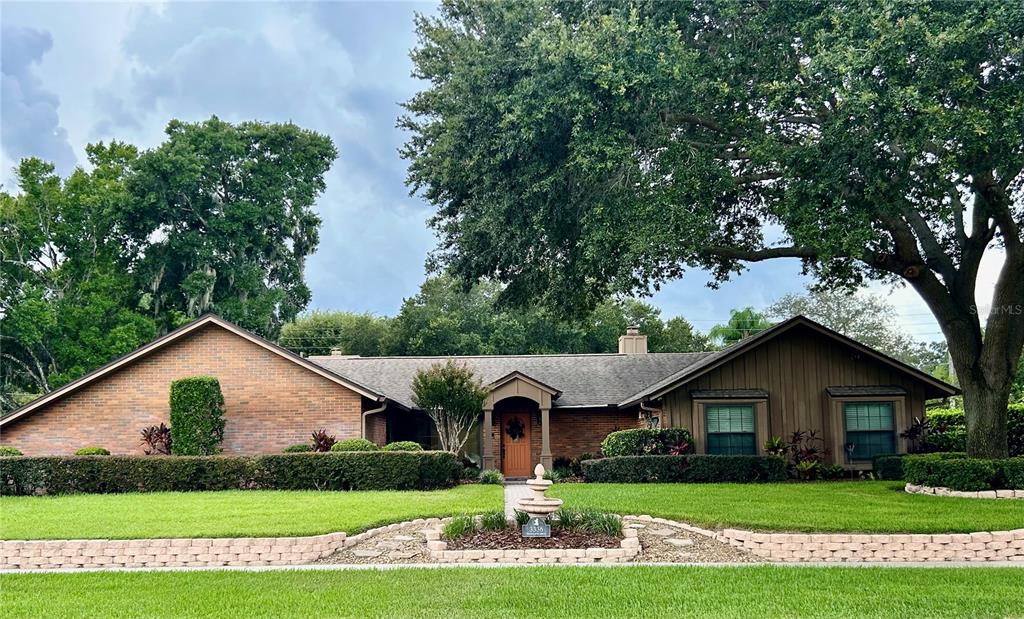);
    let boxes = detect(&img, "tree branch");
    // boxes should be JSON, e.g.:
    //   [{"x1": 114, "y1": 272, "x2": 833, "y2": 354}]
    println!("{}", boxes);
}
[{"x1": 704, "y1": 245, "x2": 819, "y2": 261}]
